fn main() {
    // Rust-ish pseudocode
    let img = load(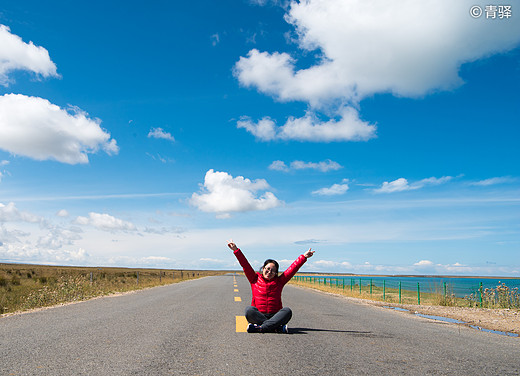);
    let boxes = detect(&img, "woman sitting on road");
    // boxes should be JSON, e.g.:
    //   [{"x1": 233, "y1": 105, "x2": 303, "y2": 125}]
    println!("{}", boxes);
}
[{"x1": 227, "y1": 240, "x2": 315, "y2": 333}]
